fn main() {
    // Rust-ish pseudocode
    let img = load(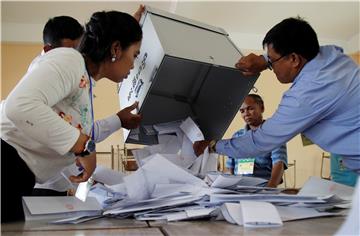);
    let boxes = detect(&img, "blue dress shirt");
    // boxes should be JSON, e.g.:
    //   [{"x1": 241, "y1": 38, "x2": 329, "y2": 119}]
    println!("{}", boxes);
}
[{"x1": 216, "y1": 45, "x2": 360, "y2": 173}]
